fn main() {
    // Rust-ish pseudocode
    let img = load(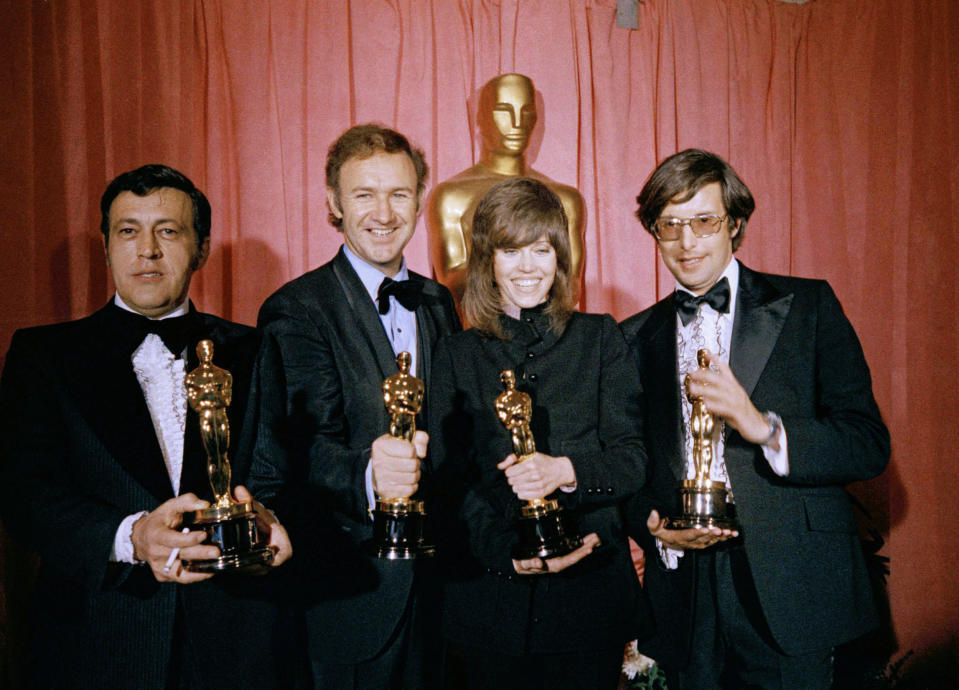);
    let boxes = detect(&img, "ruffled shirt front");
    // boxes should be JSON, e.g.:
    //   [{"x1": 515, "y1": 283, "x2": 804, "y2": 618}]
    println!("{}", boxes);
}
[{"x1": 132, "y1": 334, "x2": 187, "y2": 496}]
